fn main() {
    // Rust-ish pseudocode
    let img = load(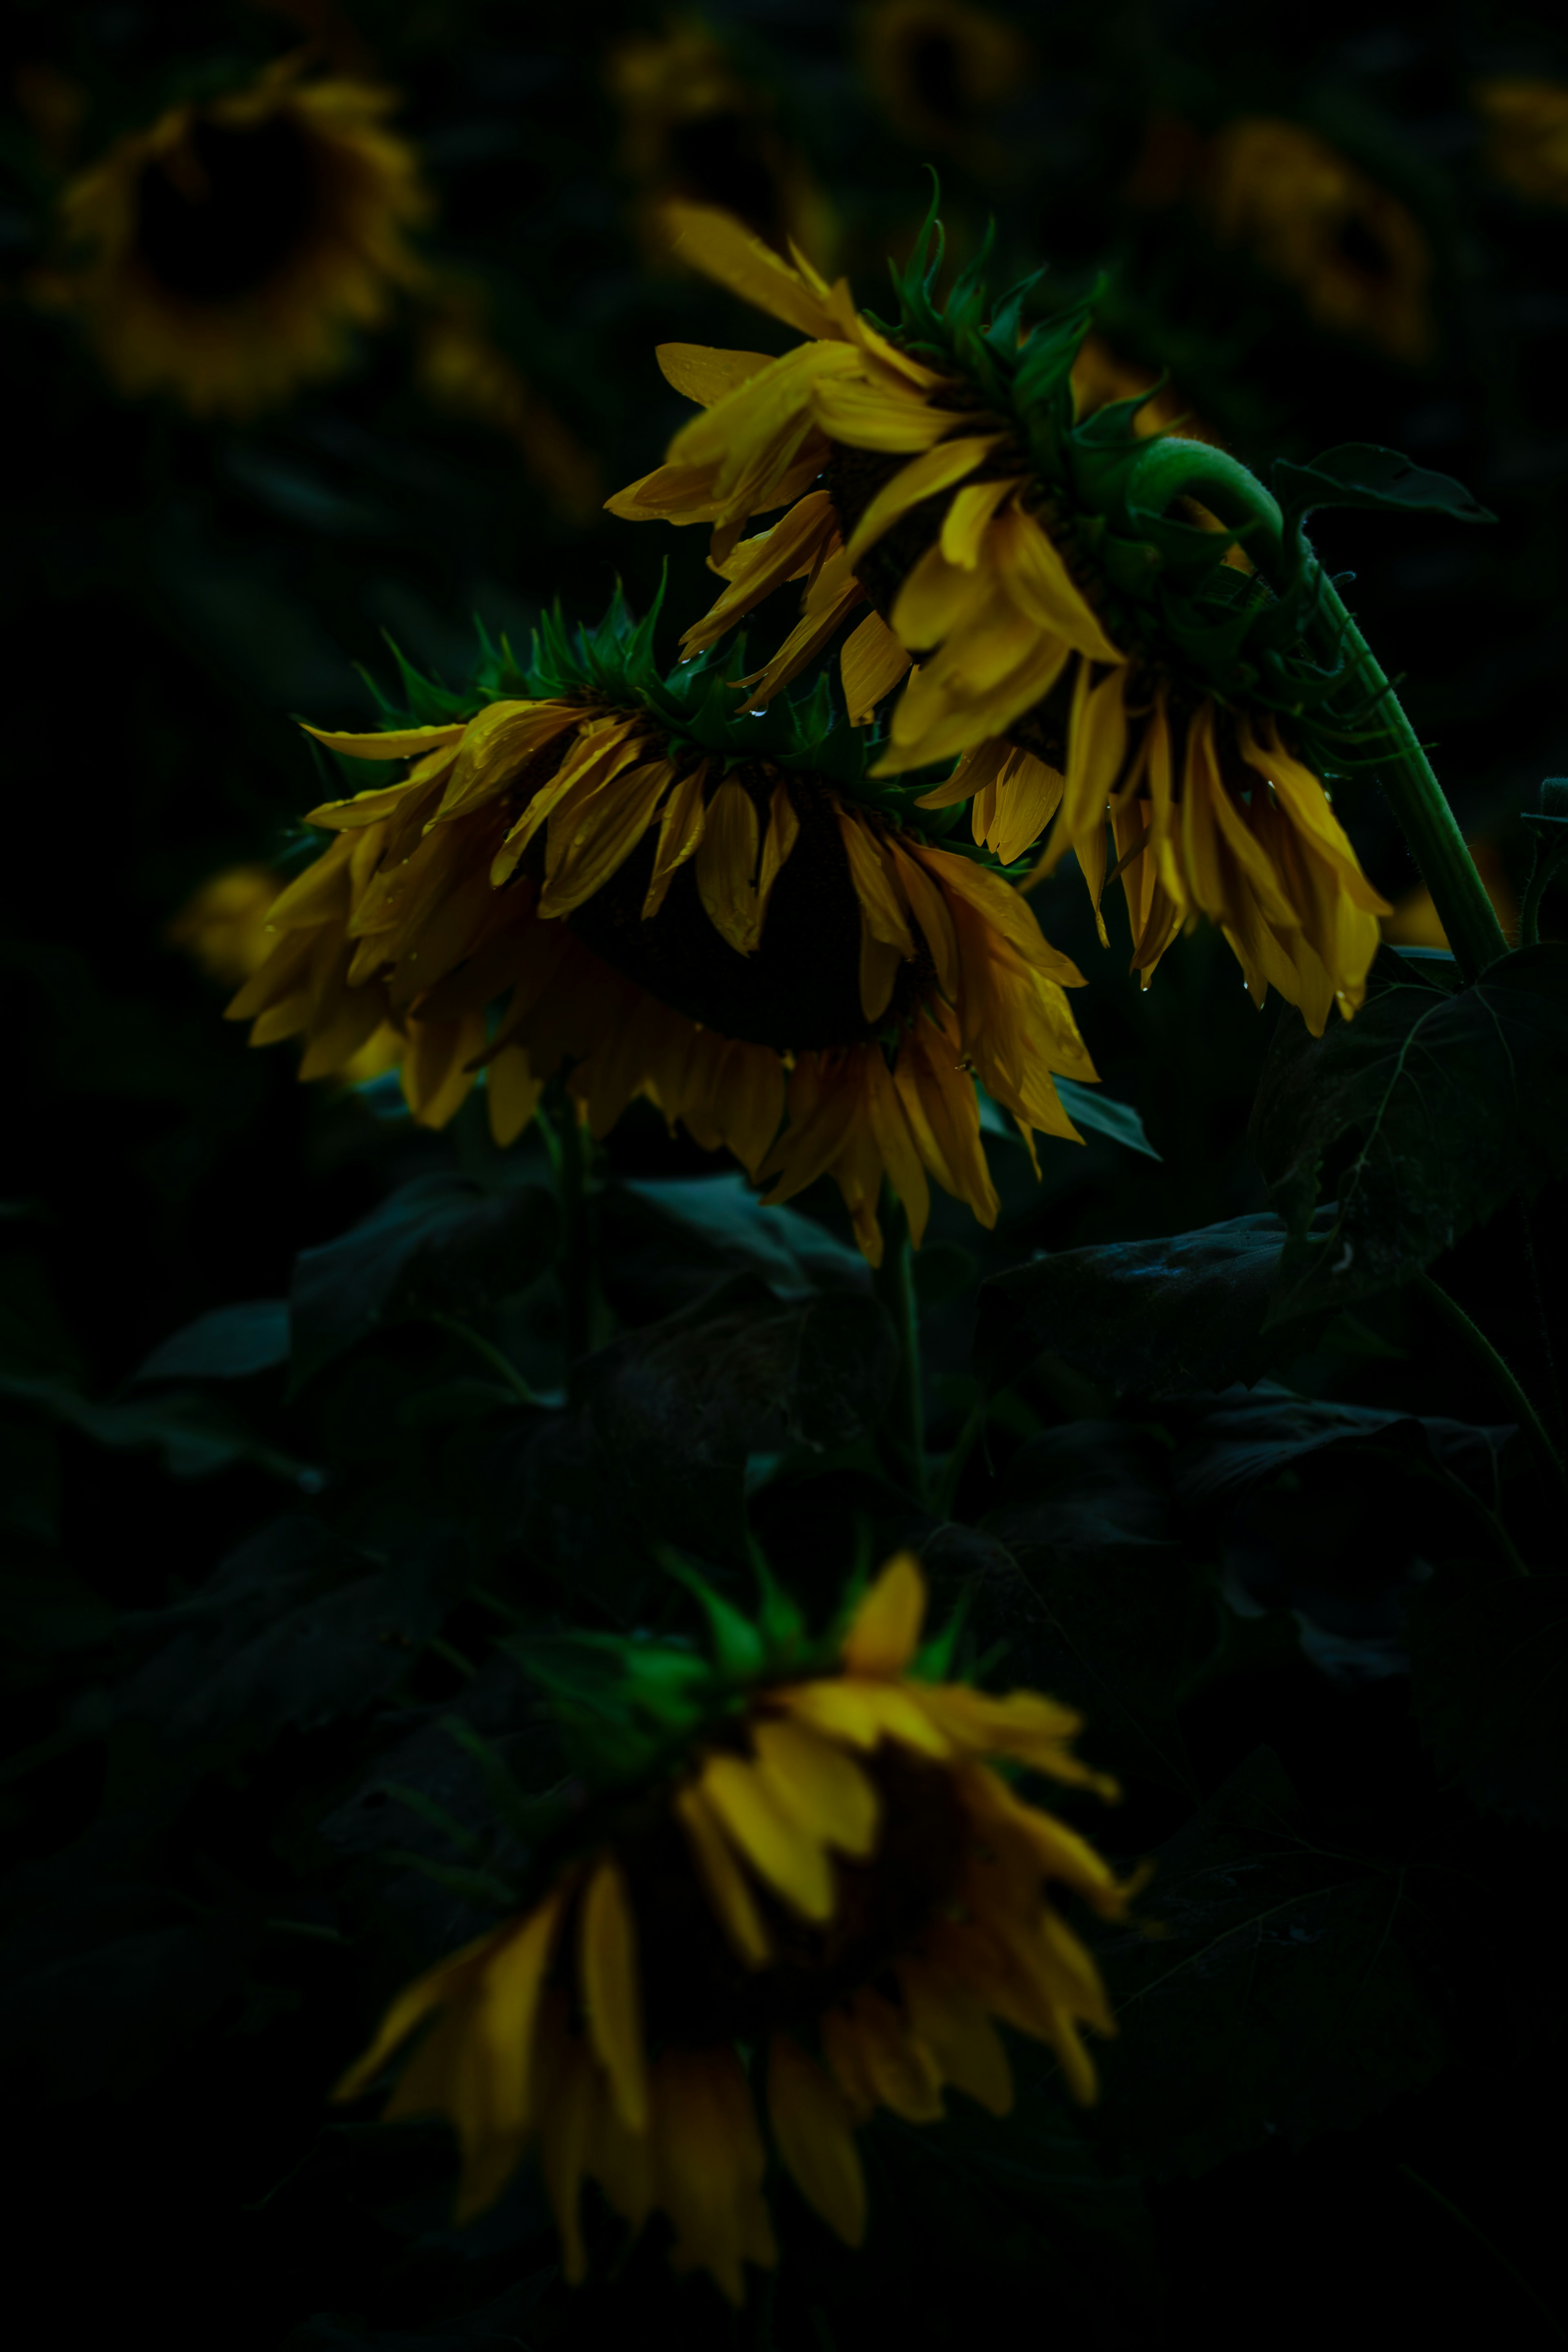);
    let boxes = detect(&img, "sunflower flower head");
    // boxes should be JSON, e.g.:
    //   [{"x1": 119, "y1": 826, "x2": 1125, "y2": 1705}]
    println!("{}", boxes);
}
[
  {"x1": 607, "y1": 194, "x2": 1395, "y2": 1033},
  {"x1": 334, "y1": 1550, "x2": 1139, "y2": 2304},
  {"x1": 50, "y1": 55, "x2": 428, "y2": 416},
  {"x1": 227, "y1": 585, "x2": 1097, "y2": 1265}
]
